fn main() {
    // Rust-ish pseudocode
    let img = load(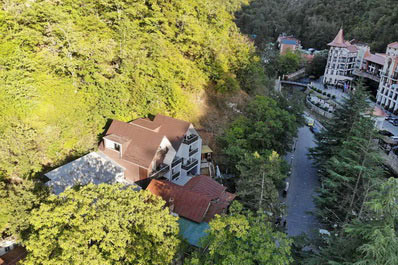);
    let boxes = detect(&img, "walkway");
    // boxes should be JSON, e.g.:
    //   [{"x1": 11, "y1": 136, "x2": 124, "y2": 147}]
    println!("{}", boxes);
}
[
  {"x1": 285, "y1": 126, "x2": 320, "y2": 237},
  {"x1": 310, "y1": 78, "x2": 348, "y2": 105}
]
